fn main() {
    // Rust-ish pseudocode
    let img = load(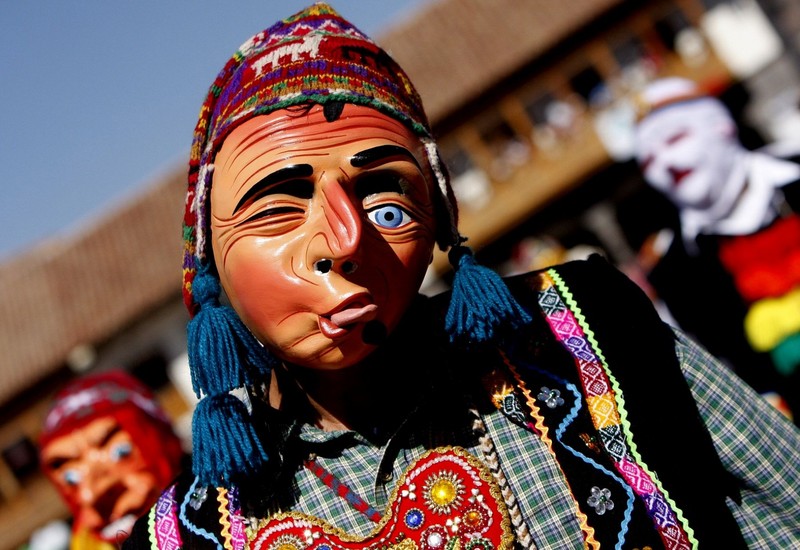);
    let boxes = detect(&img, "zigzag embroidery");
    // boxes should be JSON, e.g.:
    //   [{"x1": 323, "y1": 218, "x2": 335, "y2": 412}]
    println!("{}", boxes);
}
[
  {"x1": 516, "y1": 354, "x2": 636, "y2": 550},
  {"x1": 541, "y1": 270, "x2": 695, "y2": 550},
  {"x1": 217, "y1": 487, "x2": 247, "y2": 550}
]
